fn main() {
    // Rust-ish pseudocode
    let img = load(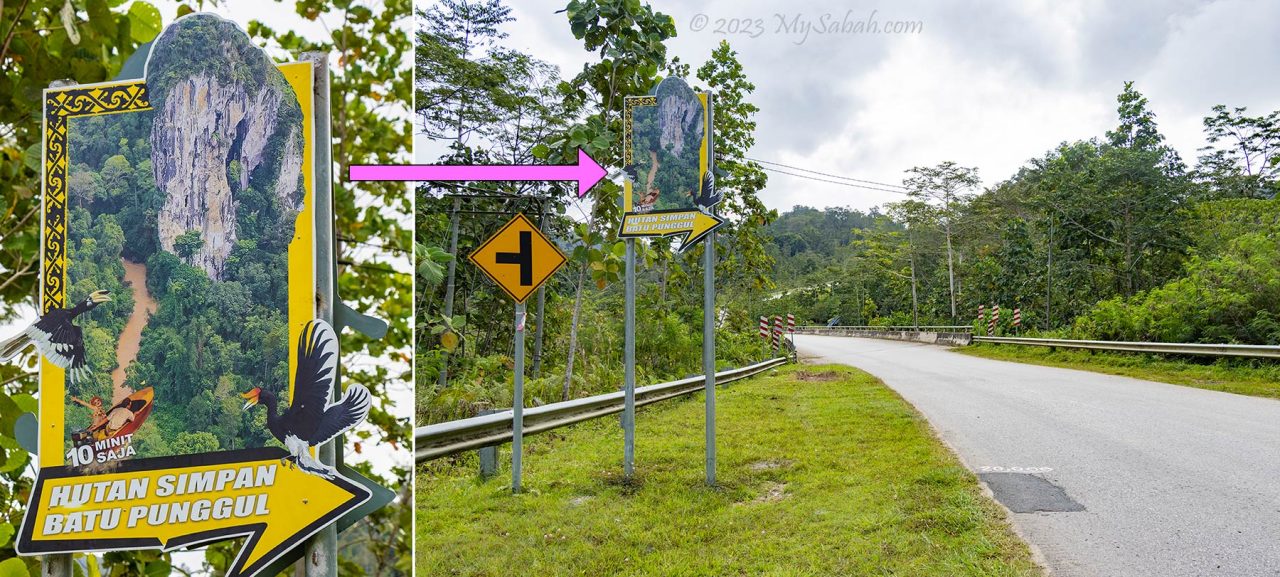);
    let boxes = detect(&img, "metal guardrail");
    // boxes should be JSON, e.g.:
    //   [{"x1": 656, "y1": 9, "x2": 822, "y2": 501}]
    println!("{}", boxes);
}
[
  {"x1": 415, "y1": 356, "x2": 789, "y2": 463},
  {"x1": 972, "y1": 336, "x2": 1280, "y2": 359}
]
